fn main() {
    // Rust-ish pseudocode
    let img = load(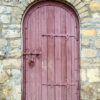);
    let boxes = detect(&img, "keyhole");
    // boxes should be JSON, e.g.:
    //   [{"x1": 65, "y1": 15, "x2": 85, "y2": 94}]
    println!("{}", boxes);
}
[{"x1": 29, "y1": 60, "x2": 35, "y2": 67}]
